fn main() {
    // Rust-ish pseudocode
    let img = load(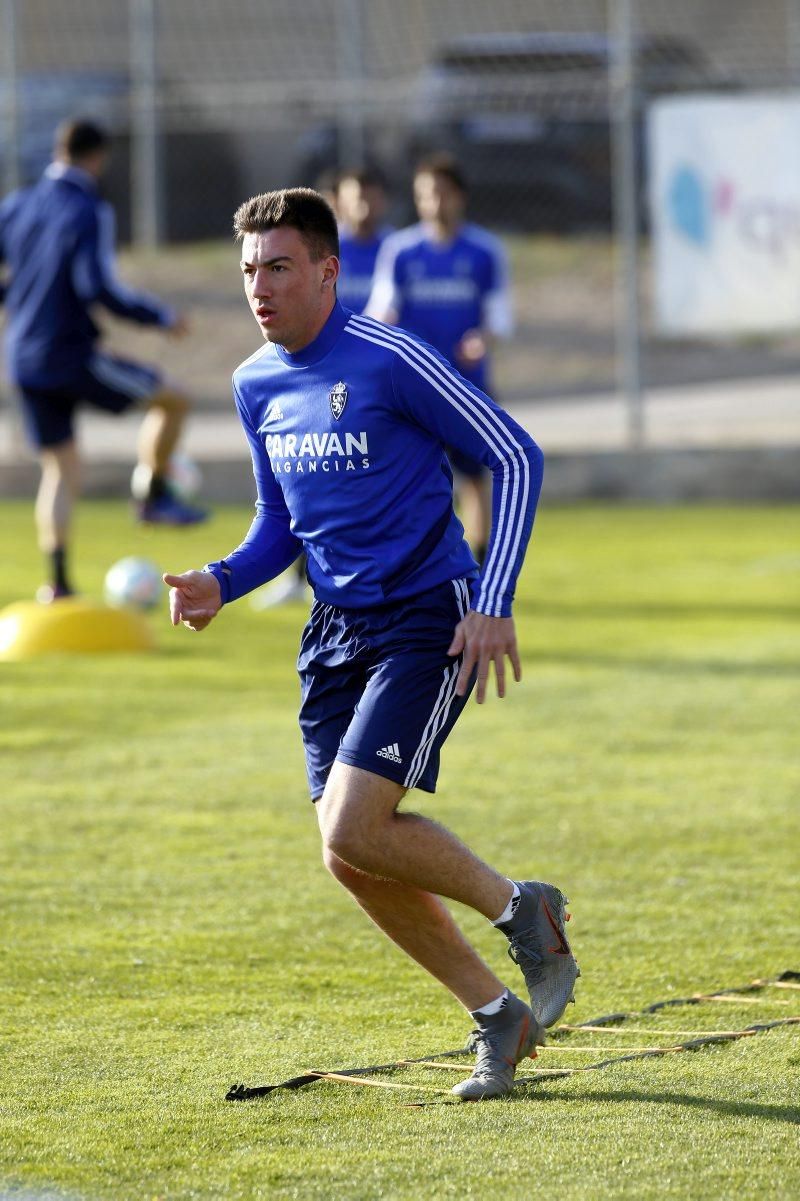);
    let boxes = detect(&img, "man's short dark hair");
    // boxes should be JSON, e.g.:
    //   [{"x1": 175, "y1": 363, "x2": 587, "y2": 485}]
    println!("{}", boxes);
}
[
  {"x1": 54, "y1": 119, "x2": 109, "y2": 162},
  {"x1": 336, "y1": 166, "x2": 387, "y2": 194},
  {"x1": 414, "y1": 152, "x2": 467, "y2": 195},
  {"x1": 233, "y1": 188, "x2": 339, "y2": 260}
]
